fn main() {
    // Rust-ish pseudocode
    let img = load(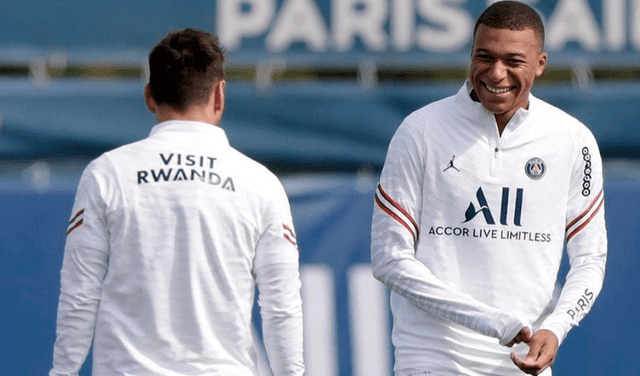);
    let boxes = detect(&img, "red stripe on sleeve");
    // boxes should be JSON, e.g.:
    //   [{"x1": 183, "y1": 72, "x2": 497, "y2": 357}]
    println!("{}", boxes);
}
[
  {"x1": 69, "y1": 209, "x2": 85, "y2": 224},
  {"x1": 375, "y1": 194, "x2": 417, "y2": 243},
  {"x1": 567, "y1": 198, "x2": 604, "y2": 241},
  {"x1": 66, "y1": 219, "x2": 84, "y2": 236},
  {"x1": 376, "y1": 184, "x2": 419, "y2": 236},
  {"x1": 566, "y1": 190, "x2": 603, "y2": 231}
]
